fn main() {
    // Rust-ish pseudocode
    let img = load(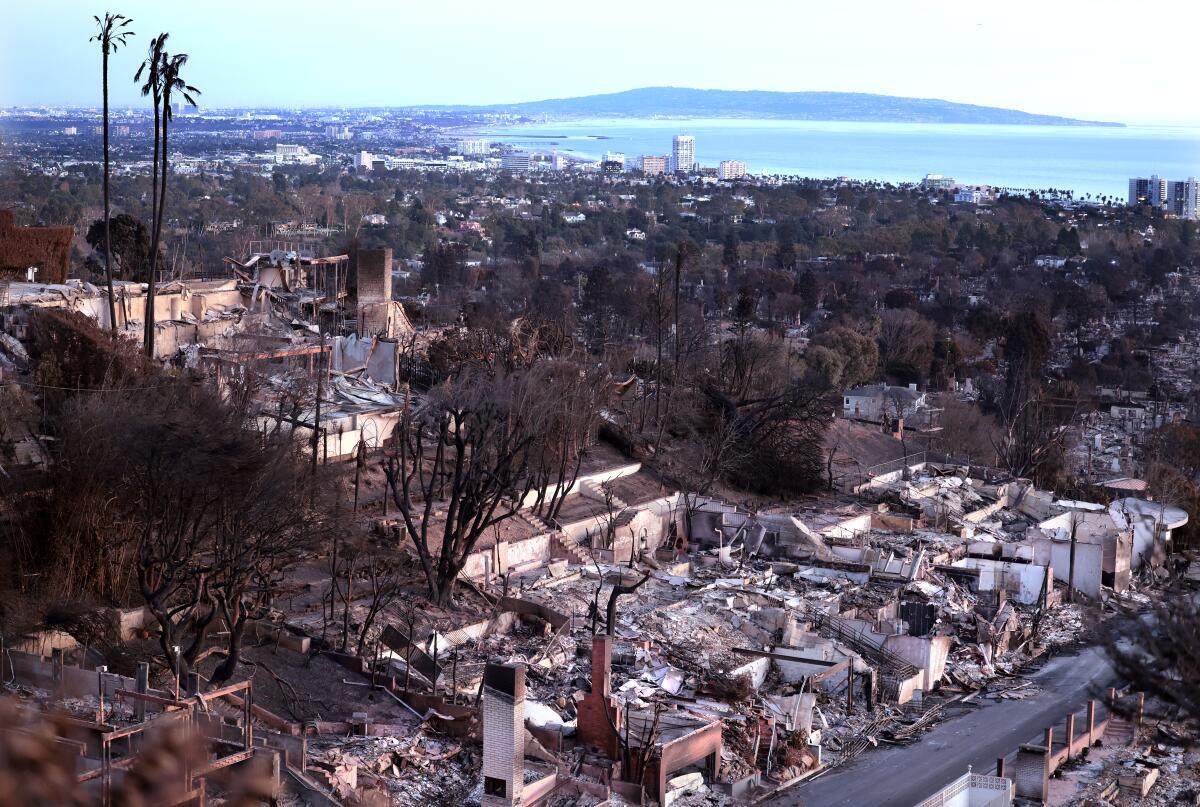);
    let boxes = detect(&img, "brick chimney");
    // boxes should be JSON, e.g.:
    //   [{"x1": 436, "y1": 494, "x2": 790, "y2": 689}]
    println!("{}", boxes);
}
[
  {"x1": 591, "y1": 634, "x2": 612, "y2": 698},
  {"x1": 482, "y1": 662, "x2": 525, "y2": 807},
  {"x1": 576, "y1": 634, "x2": 621, "y2": 758}
]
